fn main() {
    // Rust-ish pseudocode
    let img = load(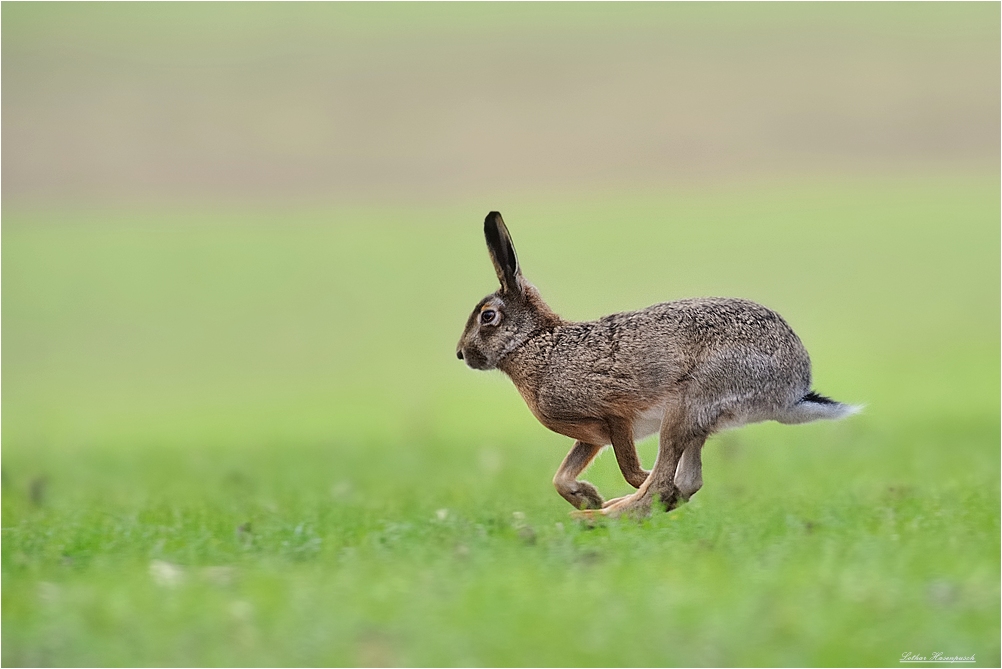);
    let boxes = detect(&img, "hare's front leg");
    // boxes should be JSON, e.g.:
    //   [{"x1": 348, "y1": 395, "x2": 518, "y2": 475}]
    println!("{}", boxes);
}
[
  {"x1": 608, "y1": 418, "x2": 650, "y2": 488},
  {"x1": 577, "y1": 397, "x2": 706, "y2": 519},
  {"x1": 553, "y1": 441, "x2": 605, "y2": 509},
  {"x1": 596, "y1": 419, "x2": 651, "y2": 509}
]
